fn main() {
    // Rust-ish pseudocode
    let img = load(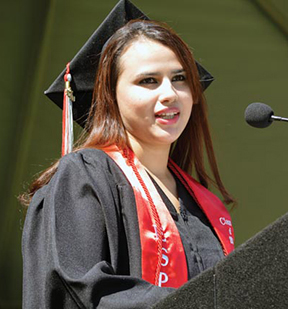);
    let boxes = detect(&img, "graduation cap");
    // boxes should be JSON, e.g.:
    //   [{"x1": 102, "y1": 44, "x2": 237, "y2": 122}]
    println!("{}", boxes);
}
[{"x1": 44, "y1": 0, "x2": 214, "y2": 154}]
